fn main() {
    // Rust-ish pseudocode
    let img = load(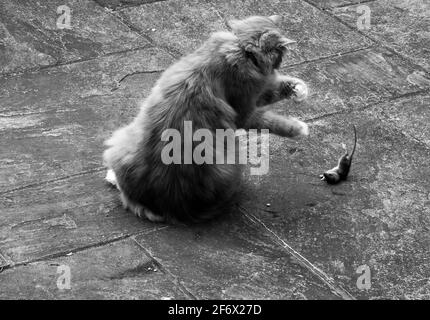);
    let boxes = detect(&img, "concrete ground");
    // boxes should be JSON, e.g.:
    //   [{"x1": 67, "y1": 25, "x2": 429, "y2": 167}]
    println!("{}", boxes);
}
[{"x1": 0, "y1": 0, "x2": 429, "y2": 300}]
